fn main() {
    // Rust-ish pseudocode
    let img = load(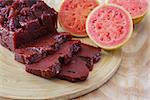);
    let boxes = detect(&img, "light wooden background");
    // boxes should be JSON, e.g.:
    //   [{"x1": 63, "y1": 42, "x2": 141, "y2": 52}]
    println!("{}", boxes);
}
[
  {"x1": 45, "y1": 0, "x2": 150, "y2": 99},
  {"x1": 78, "y1": 15, "x2": 150, "y2": 99}
]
